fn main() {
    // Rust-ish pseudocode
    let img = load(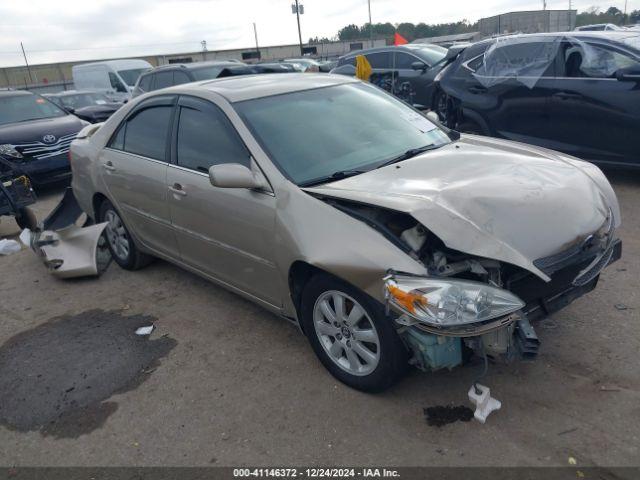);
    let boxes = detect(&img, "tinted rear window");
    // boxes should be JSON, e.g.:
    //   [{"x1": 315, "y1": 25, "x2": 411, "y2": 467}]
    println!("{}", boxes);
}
[{"x1": 122, "y1": 105, "x2": 172, "y2": 161}]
